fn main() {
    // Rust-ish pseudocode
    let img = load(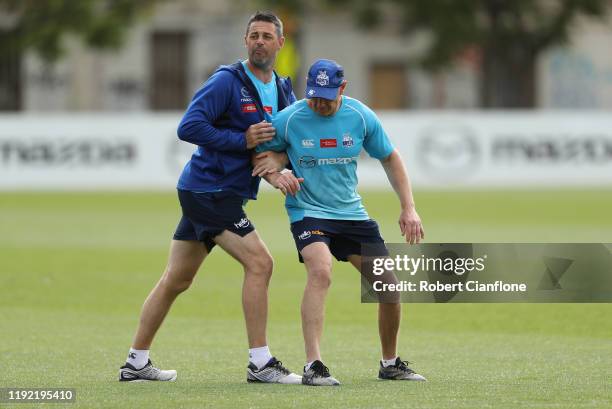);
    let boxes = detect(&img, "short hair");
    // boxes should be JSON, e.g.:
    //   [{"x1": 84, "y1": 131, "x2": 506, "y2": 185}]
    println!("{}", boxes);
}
[{"x1": 246, "y1": 11, "x2": 283, "y2": 38}]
